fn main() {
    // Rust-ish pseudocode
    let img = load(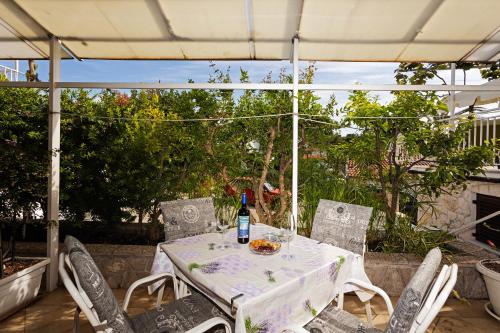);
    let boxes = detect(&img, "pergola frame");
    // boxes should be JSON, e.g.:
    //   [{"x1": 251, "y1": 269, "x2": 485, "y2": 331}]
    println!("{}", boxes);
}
[{"x1": 1, "y1": 36, "x2": 500, "y2": 291}]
